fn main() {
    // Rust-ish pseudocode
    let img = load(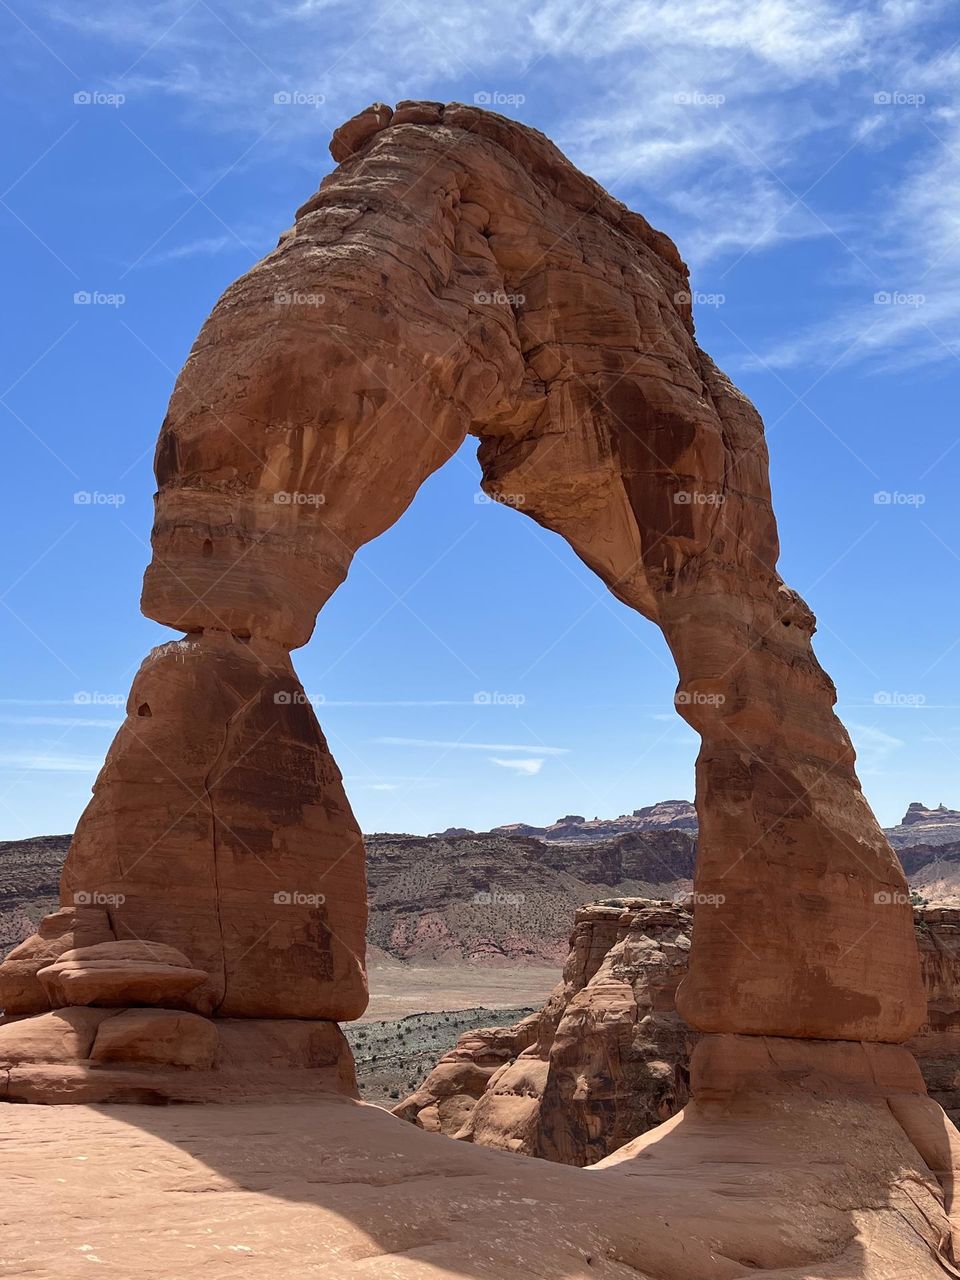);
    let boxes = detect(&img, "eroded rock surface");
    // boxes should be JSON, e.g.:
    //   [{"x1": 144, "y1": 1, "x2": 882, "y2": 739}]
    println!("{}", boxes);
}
[
  {"x1": 911, "y1": 907, "x2": 960, "y2": 1125},
  {"x1": 60, "y1": 633, "x2": 367, "y2": 1022},
  {"x1": 397, "y1": 900, "x2": 696, "y2": 1163},
  {"x1": 397, "y1": 900, "x2": 960, "y2": 1161},
  {"x1": 2, "y1": 1094, "x2": 957, "y2": 1280},
  {"x1": 0, "y1": 906, "x2": 114, "y2": 1014}
]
